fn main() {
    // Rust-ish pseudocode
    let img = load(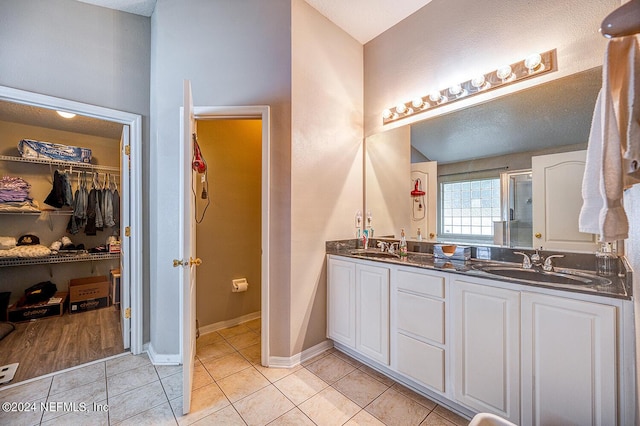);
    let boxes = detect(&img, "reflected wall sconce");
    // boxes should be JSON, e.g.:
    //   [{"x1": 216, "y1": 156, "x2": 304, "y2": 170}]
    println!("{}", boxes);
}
[{"x1": 382, "y1": 49, "x2": 556, "y2": 124}]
